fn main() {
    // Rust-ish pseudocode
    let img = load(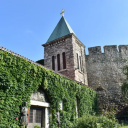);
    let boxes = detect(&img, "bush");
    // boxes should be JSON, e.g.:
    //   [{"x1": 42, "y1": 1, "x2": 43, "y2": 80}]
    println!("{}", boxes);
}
[
  {"x1": 72, "y1": 115, "x2": 120, "y2": 128},
  {"x1": 33, "y1": 125, "x2": 43, "y2": 128}
]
